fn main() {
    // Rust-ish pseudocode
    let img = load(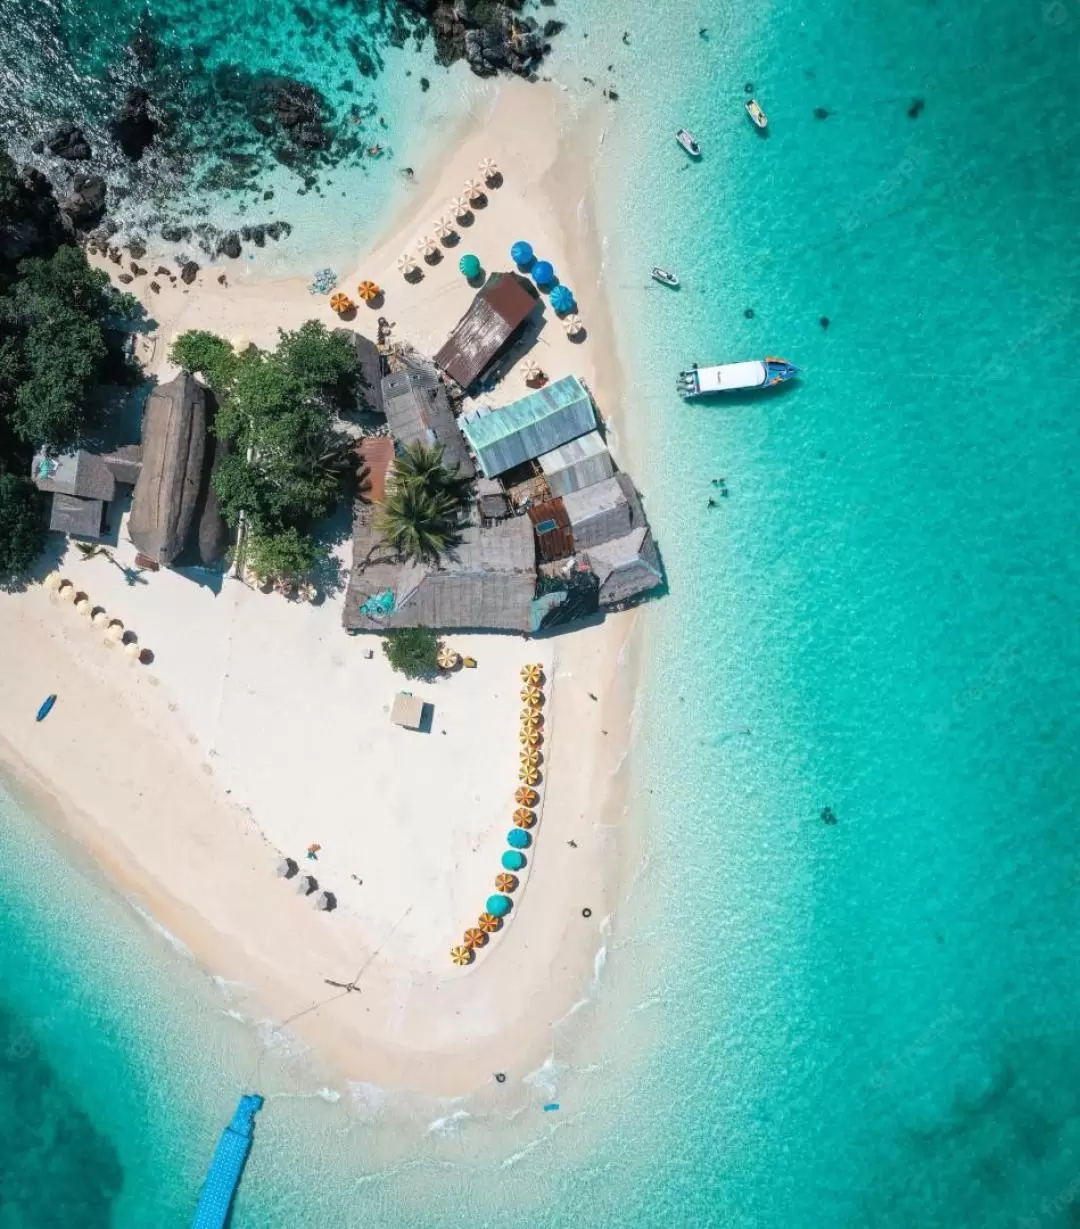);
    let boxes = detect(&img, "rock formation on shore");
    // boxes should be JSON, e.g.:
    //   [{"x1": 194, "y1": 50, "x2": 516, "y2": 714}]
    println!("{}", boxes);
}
[{"x1": 399, "y1": 0, "x2": 558, "y2": 78}]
